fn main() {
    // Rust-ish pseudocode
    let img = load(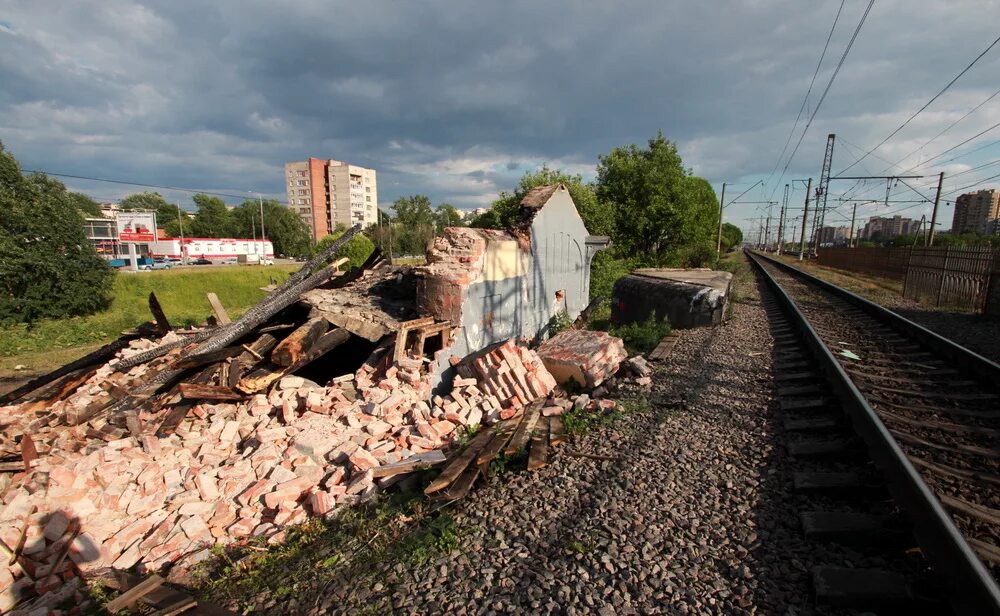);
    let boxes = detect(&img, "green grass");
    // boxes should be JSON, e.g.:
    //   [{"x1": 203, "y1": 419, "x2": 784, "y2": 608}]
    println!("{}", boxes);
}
[
  {"x1": 562, "y1": 396, "x2": 650, "y2": 435},
  {"x1": 191, "y1": 485, "x2": 464, "y2": 613},
  {"x1": 0, "y1": 265, "x2": 297, "y2": 361},
  {"x1": 608, "y1": 317, "x2": 672, "y2": 355}
]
